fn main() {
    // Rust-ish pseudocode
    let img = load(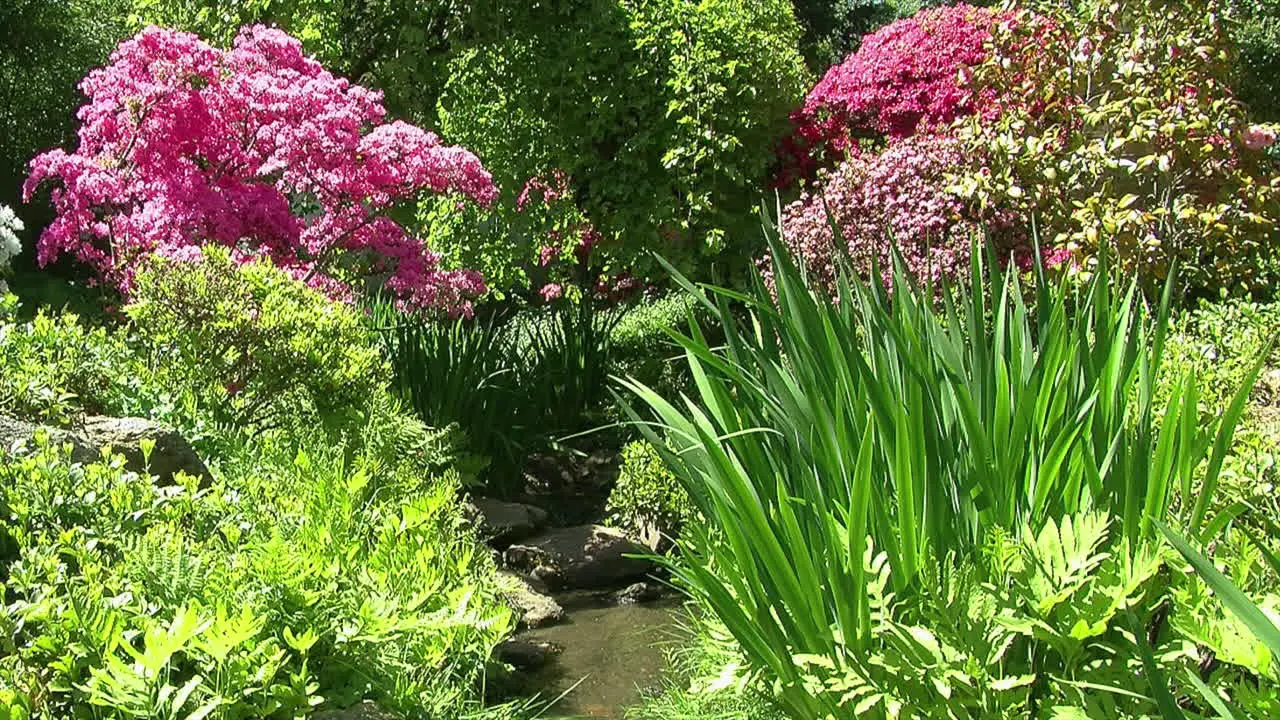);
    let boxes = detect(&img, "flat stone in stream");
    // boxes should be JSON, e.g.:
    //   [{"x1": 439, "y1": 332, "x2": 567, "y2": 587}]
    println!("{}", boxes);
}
[{"x1": 504, "y1": 525, "x2": 655, "y2": 591}]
